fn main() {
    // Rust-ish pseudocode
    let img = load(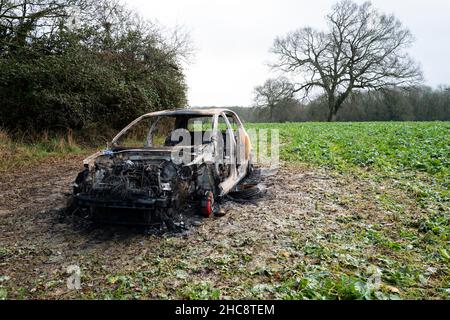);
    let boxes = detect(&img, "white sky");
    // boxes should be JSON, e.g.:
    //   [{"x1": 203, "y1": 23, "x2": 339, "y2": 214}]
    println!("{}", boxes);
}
[{"x1": 125, "y1": 0, "x2": 450, "y2": 107}]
